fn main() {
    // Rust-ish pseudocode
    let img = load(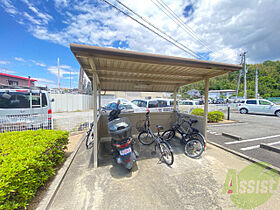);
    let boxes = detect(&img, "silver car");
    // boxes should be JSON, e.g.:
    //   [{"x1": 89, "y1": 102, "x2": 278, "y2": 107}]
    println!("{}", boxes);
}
[{"x1": 238, "y1": 99, "x2": 280, "y2": 117}]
